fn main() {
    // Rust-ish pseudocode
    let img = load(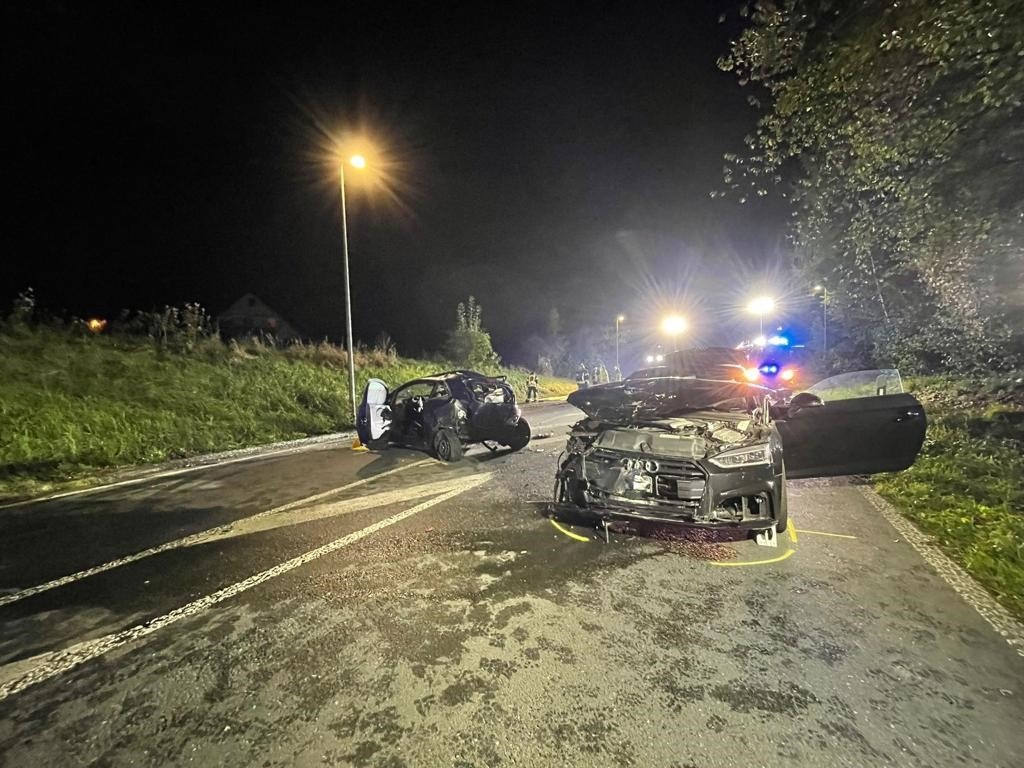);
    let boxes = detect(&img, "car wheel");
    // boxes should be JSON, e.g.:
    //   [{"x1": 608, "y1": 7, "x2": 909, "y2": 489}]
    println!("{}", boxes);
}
[
  {"x1": 432, "y1": 428, "x2": 464, "y2": 462},
  {"x1": 503, "y1": 418, "x2": 531, "y2": 451},
  {"x1": 775, "y1": 464, "x2": 789, "y2": 534}
]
